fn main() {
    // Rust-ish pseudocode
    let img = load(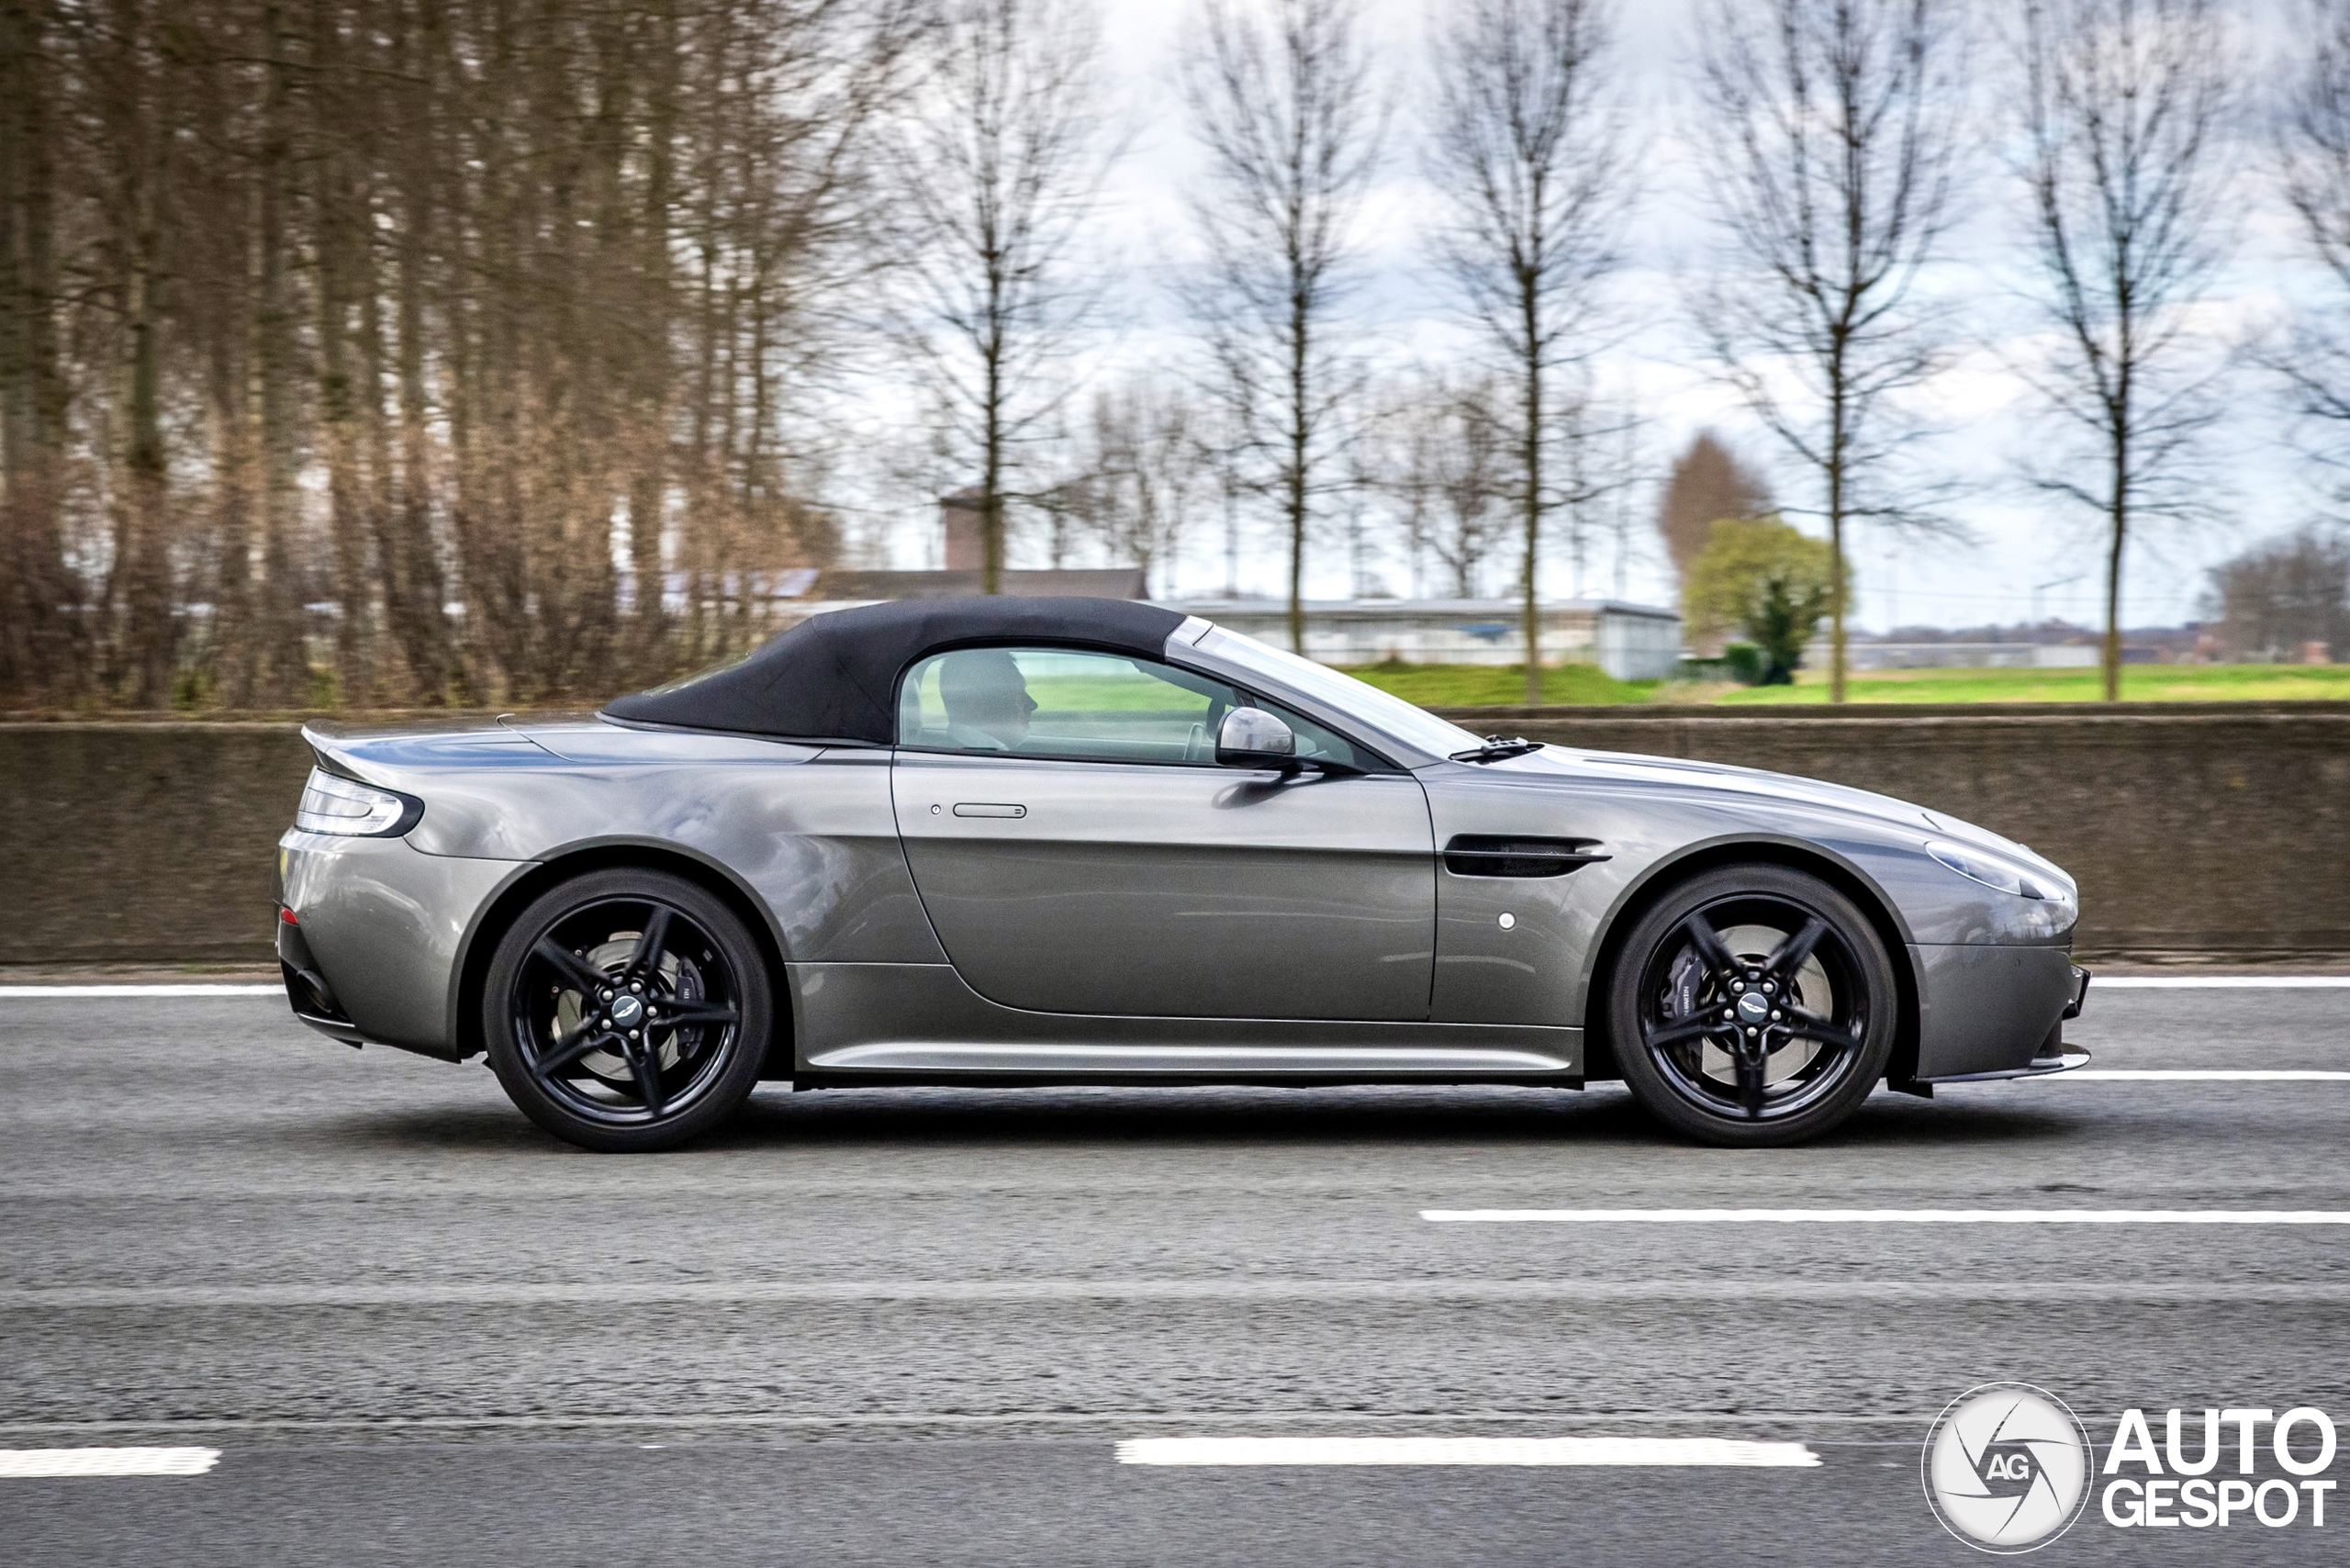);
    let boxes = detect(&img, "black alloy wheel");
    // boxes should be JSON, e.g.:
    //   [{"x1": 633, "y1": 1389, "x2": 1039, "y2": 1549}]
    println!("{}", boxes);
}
[
  {"x1": 483, "y1": 868, "x2": 772, "y2": 1152},
  {"x1": 1606, "y1": 864, "x2": 1897, "y2": 1148}
]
